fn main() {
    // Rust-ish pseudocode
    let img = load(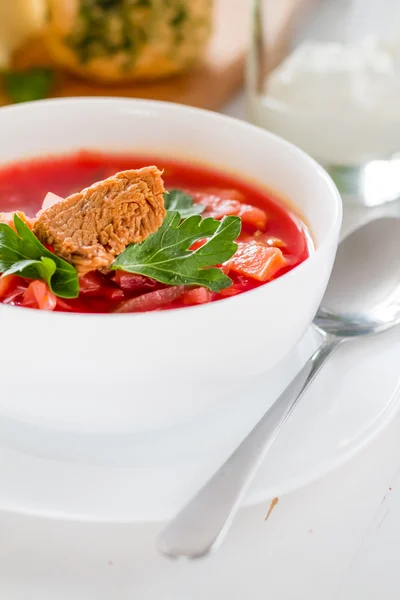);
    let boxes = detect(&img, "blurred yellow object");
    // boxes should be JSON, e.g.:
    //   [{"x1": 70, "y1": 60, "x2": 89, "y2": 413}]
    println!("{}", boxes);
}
[
  {"x1": 45, "y1": 0, "x2": 213, "y2": 83},
  {"x1": 0, "y1": 0, "x2": 46, "y2": 68}
]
